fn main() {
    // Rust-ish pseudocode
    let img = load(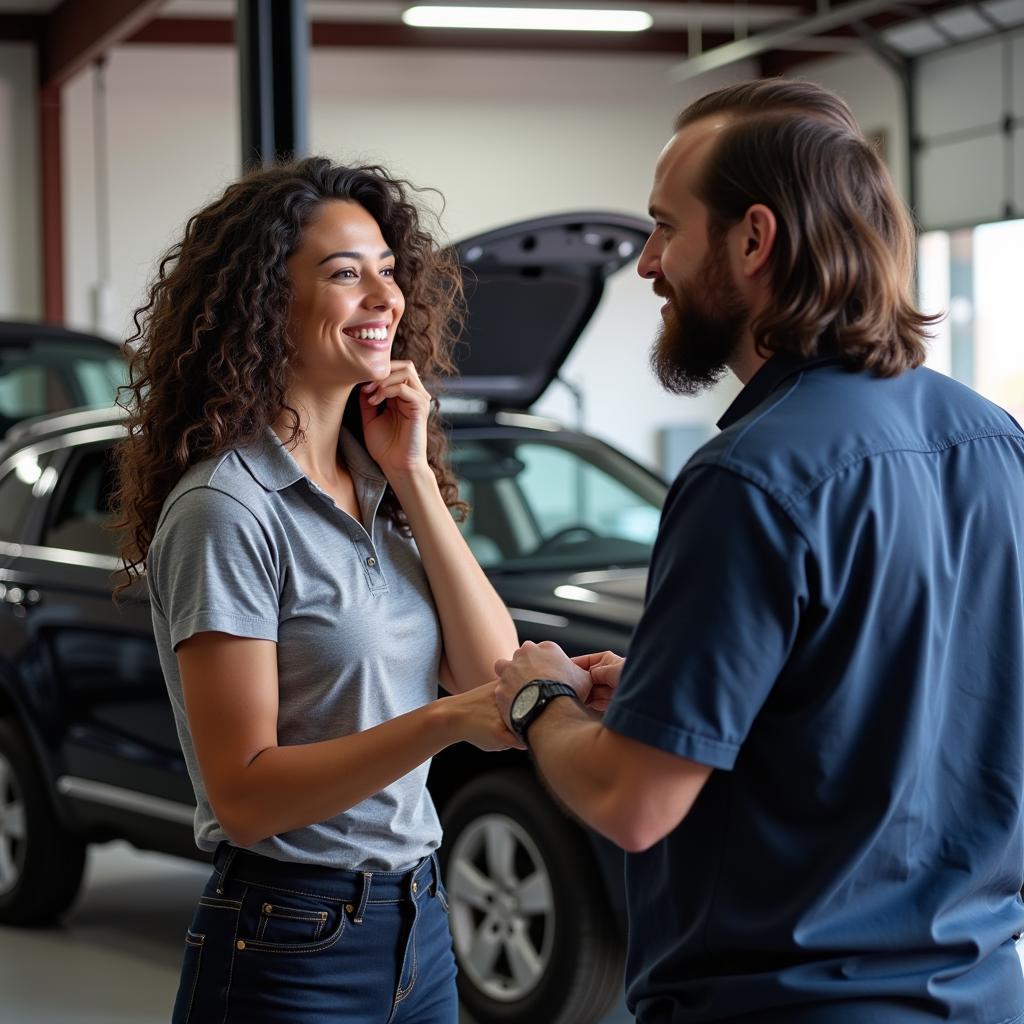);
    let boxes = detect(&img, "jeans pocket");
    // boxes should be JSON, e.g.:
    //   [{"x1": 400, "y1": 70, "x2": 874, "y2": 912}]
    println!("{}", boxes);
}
[
  {"x1": 238, "y1": 888, "x2": 346, "y2": 953},
  {"x1": 171, "y1": 930, "x2": 205, "y2": 1024}
]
